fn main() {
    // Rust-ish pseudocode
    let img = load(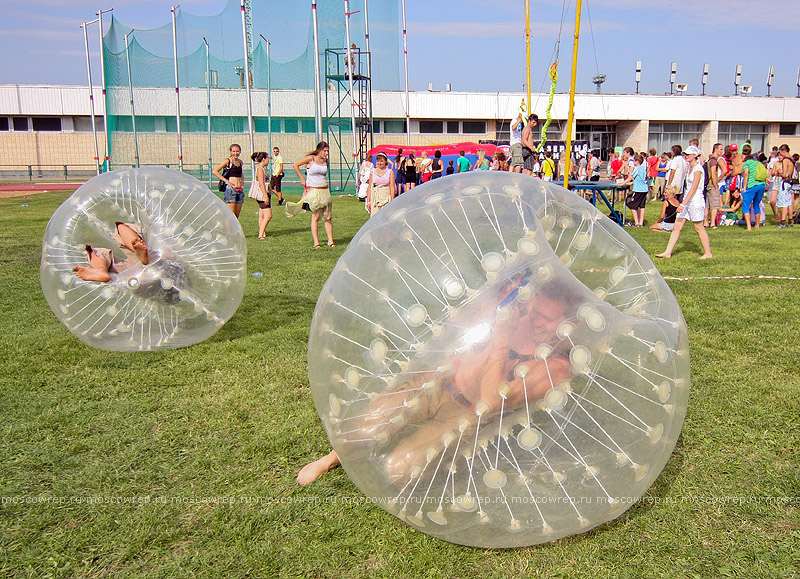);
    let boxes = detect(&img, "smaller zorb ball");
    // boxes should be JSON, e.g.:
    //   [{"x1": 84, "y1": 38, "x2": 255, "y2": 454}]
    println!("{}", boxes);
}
[
  {"x1": 41, "y1": 167, "x2": 247, "y2": 351},
  {"x1": 308, "y1": 172, "x2": 690, "y2": 548}
]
